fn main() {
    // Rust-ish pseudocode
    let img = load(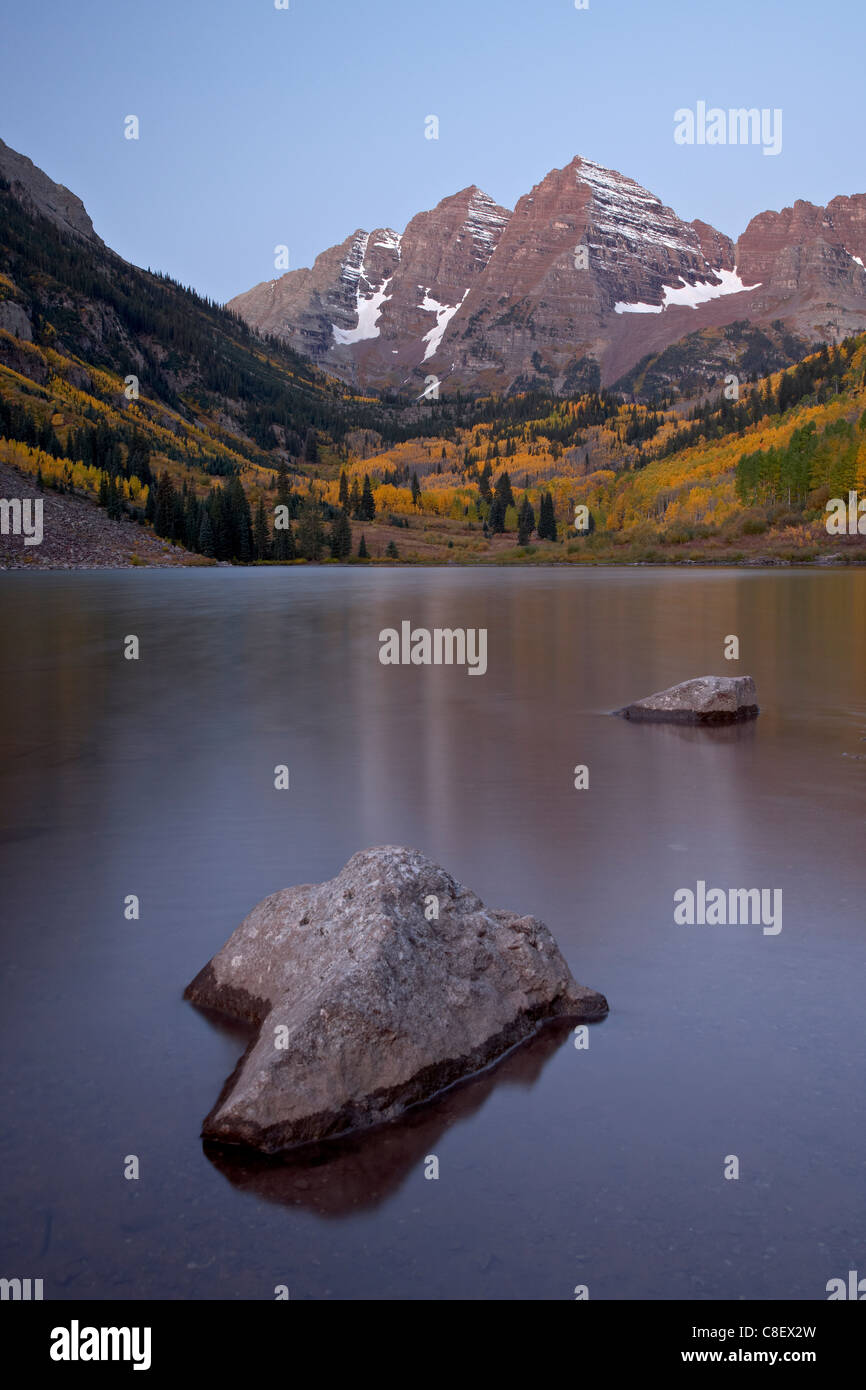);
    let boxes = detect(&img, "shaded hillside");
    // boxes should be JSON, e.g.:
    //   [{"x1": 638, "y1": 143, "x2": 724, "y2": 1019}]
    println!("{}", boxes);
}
[{"x1": 0, "y1": 163, "x2": 366, "y2": 457}]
